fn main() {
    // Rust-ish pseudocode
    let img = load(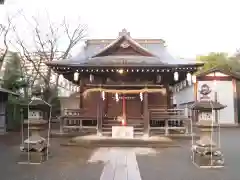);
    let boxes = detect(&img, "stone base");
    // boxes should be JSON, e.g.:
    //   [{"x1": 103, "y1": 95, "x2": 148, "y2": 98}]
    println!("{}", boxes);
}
[
  {"x1": 192, "y1": 151, "x2": 224, "y2": 168},
  {"x1": 61, "y1": 135, "x2": 178, "y2": 148},
  {"x1": 18, "y1": 149, "x2": 48, "y2": 164}
]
